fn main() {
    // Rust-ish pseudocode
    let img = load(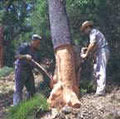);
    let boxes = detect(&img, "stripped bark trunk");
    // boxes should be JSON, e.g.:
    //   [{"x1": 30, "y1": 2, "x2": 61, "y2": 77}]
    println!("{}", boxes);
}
[{"x1": 47, "y1": 0, "x2": 80, "y2": 108}]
